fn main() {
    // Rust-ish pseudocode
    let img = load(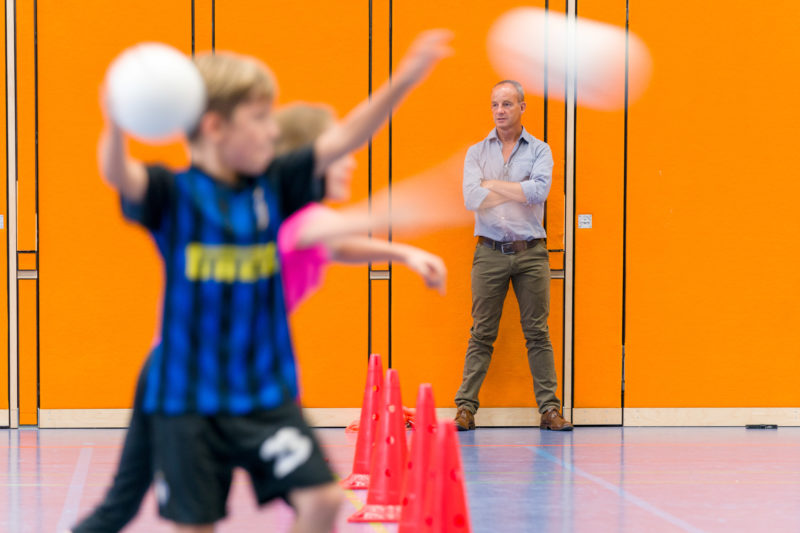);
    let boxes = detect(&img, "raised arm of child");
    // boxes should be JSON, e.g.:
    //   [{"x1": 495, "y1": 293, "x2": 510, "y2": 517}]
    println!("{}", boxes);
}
[
  {"x1": 312, "y1": 29, "x2": 453, "y2": 177},
  {"x1": 98, "y1": 117, "x2": 148, "y2": 202}
]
